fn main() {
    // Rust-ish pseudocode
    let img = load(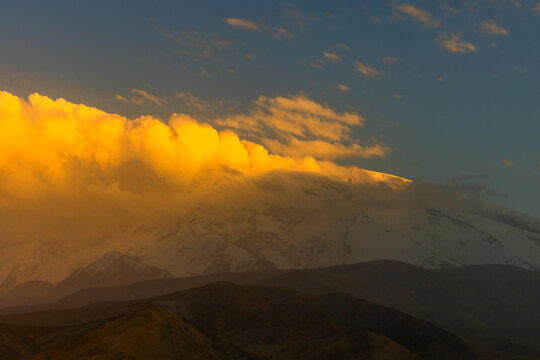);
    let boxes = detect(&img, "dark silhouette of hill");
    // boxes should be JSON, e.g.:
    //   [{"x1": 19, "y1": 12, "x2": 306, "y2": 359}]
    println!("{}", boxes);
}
[
  {"x1": 0, "y1": 282, "x2": 477, "y2": 359},
  {"x1": 2, "y1": 261, "x2": 539, "y2": 358}
]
